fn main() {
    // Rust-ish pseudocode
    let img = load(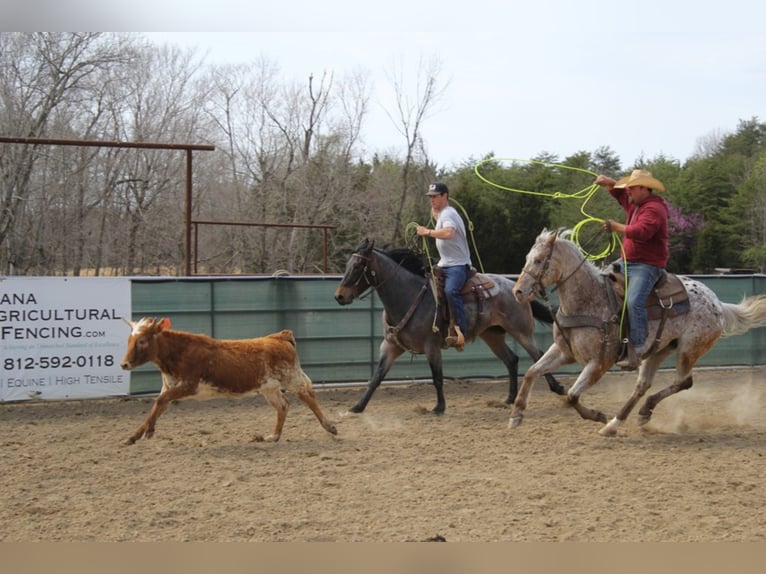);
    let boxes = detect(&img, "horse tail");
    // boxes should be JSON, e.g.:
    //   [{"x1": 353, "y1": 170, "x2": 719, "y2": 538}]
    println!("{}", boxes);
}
[
  {"x1": 720, "y1": 294, "x2": 766, "y2": 337},
  {"x1": 530, "y1": 300, "x2": 556, "y2": 324}
]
